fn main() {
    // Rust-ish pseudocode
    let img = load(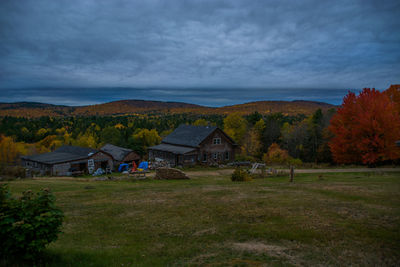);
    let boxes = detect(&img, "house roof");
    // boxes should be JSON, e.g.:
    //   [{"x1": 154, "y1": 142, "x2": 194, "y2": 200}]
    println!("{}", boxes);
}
[
  {"x1": 162, "y1": 124, "x2": 218, "y2": 147},
  {"x1": 22, "y1": 152, "x2": 87, "y2": 165},
  {"x1": 101, "y1": 143, "x2": 135, "y2": 161},
  {"x1": 54, "y1": 145, "x2": 98, "y2": 156},
  {"x1": 21, "y1": 145, "x2": 99, "y2": 165},
  {"x1": 149, "y1": 143, "x2": 196, "y2": 154}
]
